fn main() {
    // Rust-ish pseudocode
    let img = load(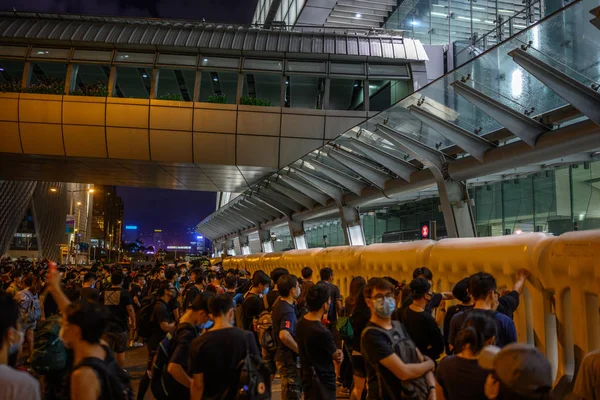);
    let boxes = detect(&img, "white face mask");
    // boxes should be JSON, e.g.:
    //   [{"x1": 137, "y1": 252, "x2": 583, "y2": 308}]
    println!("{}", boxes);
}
[{"x1": 8, "y1": 329, "x2": 24, "y2": 356}]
